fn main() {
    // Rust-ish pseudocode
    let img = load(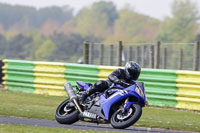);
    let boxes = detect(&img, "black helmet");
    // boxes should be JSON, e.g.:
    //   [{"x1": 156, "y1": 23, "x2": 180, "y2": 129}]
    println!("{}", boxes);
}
[{"x1": 125, "y1": 61, "x2": 141, "y2": 80}]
